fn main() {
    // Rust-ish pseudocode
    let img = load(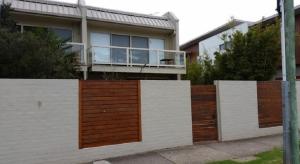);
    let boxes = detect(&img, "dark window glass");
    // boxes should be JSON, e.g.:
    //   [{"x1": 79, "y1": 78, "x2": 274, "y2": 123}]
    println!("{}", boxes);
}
[
  {"x1": 219, "y1": 43, "x2": 225, "y2": 51},
  {"x1": 219, "y1": 41, "x2": 232, "y2": 51},
  {"x1": 23, "y1": 26, "x2": 48, "y2": 33},
  {"x1": 15, "y1": 25, "x2": 21, "y2": 32},
  {"x1": 49, "y1": 28, "x2": 72, "y2": 42},
  {"x1": 111, "y1": 34, "x2": 130, "y2": 64},
  {"x1": 23, "y1": 26, "x2": 72, "y2": 42},
  {"x1": 131, "y1": 36, "x2": 149, "y2": 64}
]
